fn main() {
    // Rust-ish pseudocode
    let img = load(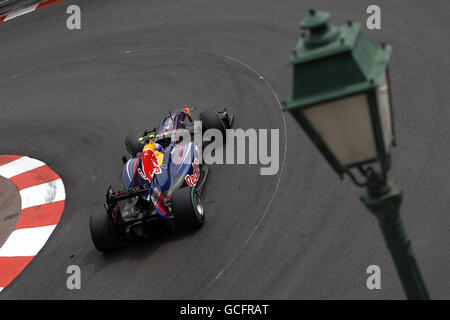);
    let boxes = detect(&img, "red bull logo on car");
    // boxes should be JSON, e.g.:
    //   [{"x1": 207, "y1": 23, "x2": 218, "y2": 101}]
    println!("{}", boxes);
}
[
  {"x1": 137, "y1": 142, "x2": 162, "y2": 182},
  {"x1": 185, "y1": 159, "x2": 200, "y2": 187}
]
